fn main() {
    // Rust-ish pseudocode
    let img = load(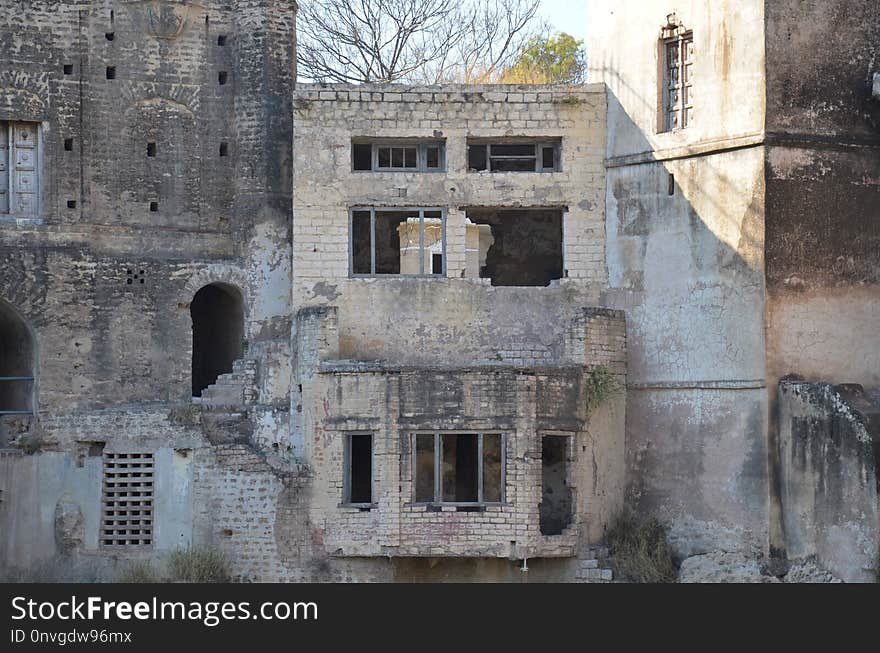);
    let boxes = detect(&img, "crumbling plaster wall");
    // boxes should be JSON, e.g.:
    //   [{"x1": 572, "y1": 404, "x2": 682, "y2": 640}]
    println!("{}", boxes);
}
[
  {"x1": 587, "y1": 0, "x2": 769, "y2": 557},
  {"x1": 763, "y1": 0, "x2": 880, "y2": 565},
  {"x1": 777, "y1": 381, "x2": 879, "y2": 583}
]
